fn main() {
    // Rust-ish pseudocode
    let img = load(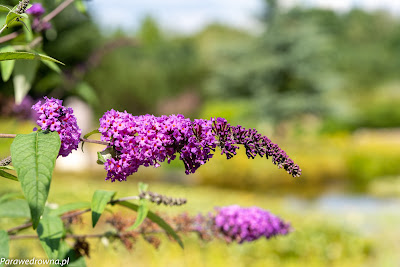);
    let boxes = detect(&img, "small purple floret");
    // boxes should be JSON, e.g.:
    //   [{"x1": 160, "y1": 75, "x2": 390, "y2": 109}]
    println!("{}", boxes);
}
[
  {"x1": 26, "y1": 3, "x2": 45, "y2": 17},
  {"x1": 213, "y1": 205, "x2": 291, "y2": 243},
  {"x1": 32, "y1": 97, "x2": 82, "y2": 157}
]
